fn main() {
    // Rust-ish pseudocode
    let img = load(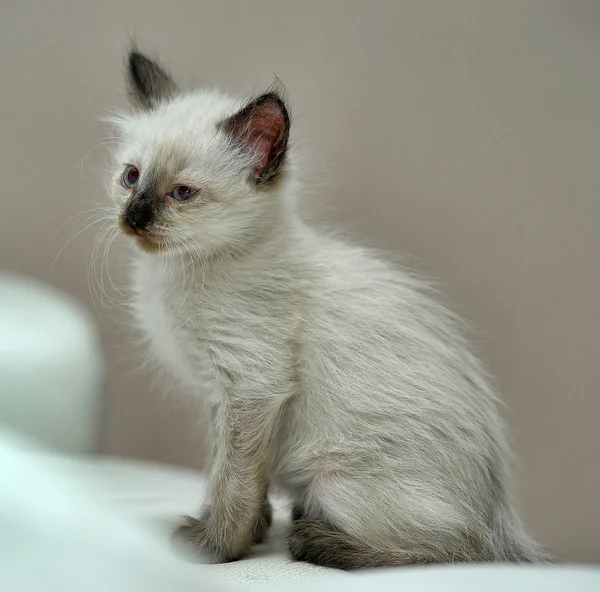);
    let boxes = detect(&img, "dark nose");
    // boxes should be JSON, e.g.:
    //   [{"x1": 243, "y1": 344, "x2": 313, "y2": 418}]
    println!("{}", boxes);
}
[{"x1": 124, "y1": 199, "x2": 154, "y2": 233}]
